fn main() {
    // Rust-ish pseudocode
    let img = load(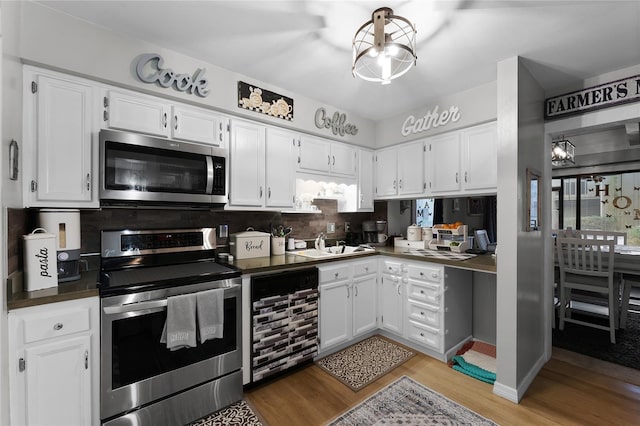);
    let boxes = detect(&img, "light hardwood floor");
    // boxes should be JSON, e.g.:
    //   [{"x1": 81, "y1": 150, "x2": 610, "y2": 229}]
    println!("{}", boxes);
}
[{"x1": 244, "y1": 345, "x2": 640, "y2": 425}]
